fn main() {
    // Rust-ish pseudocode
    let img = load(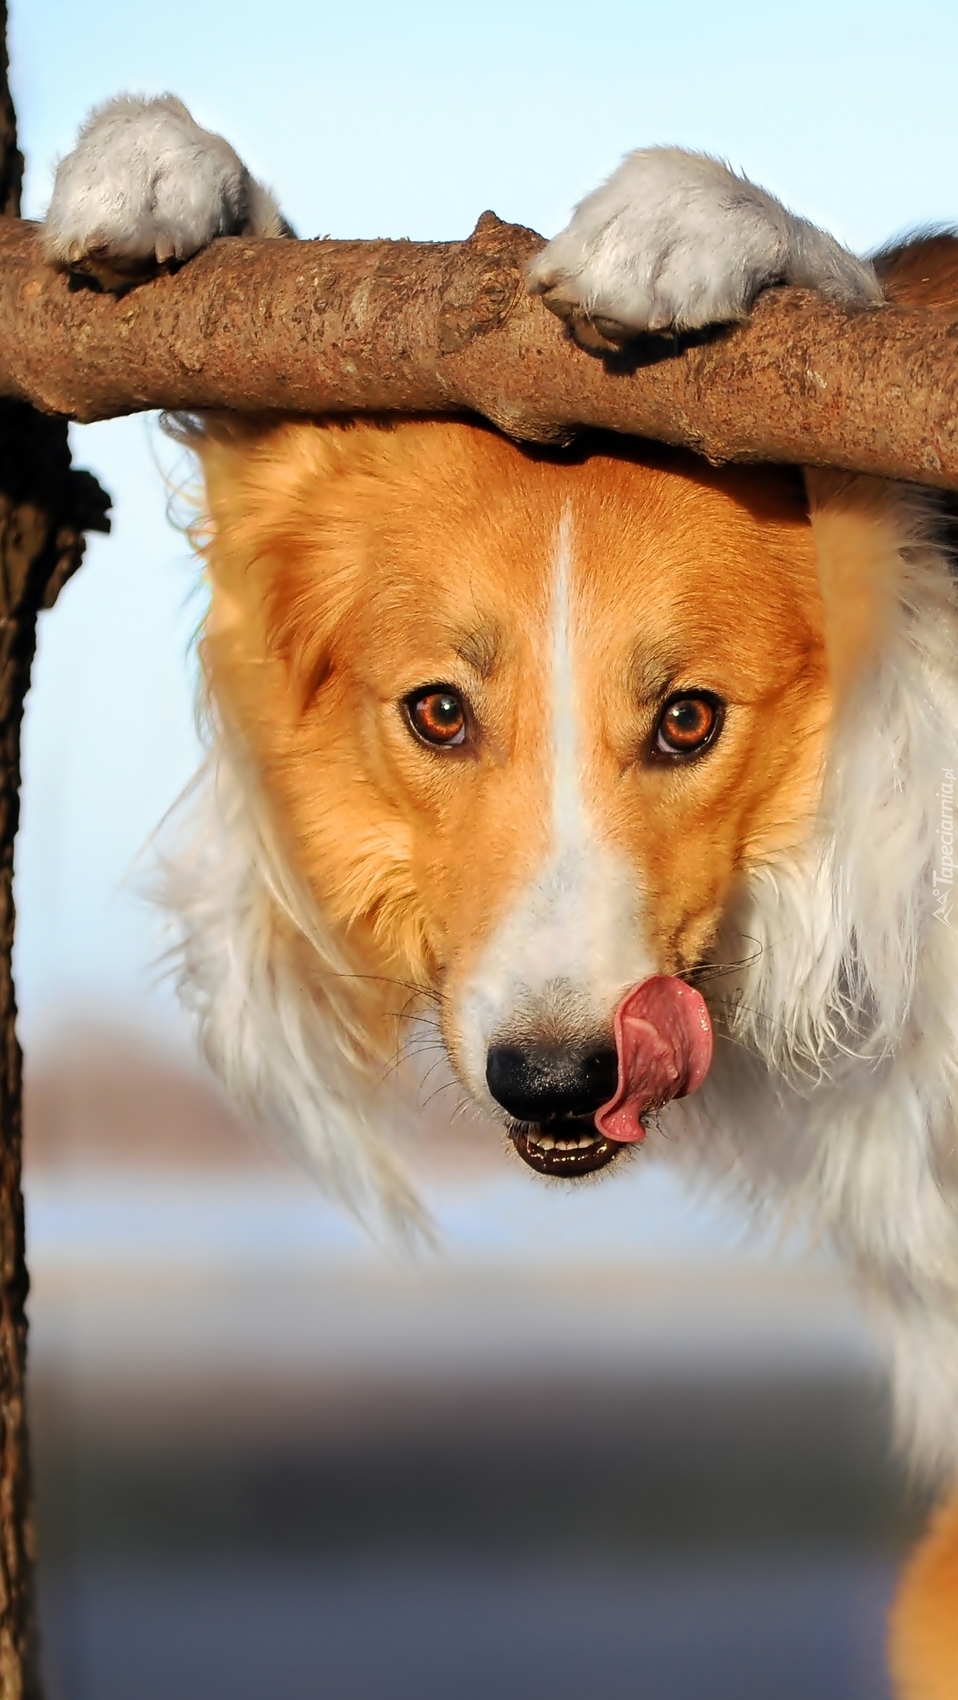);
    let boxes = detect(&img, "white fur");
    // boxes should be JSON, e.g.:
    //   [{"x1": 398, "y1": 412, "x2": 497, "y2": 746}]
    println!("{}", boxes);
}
[
  {"x1": 44, "y1": 95, "x2": 285, "y2": 273},
  {"x1": 528, "y1": 148, "x2": 881, "y2": 334},
  {"x1": 654, "y1": 488, "x2": 958, "y2": 1475},
  {"x1": 454, "y1": 509, "x2": 650, "y2": 1107}
]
